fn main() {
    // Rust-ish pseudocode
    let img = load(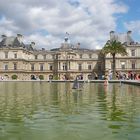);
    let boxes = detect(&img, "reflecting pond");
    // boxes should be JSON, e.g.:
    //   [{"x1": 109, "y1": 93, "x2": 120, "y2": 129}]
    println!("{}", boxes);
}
[{"x1": 0, "y1": 82, "x2": 140, "y2": 140}]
